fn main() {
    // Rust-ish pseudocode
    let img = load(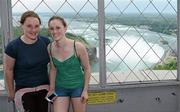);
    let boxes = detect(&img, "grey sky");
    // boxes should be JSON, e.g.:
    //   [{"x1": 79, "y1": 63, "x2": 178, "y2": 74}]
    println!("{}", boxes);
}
[{"x1": 12, "y1": 0, "x2": 177, "y2": 14}]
